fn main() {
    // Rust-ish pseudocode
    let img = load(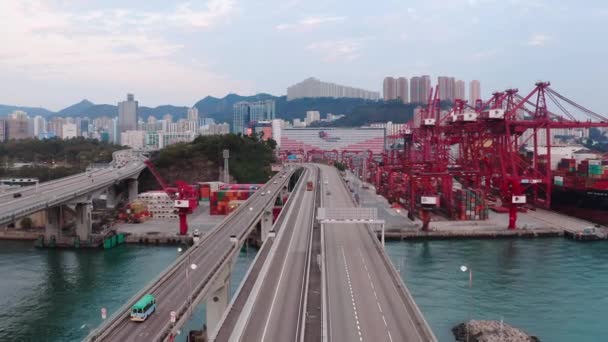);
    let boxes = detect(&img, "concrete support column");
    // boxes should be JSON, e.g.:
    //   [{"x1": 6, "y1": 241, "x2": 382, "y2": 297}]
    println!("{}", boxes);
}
[
  {"x1": 127, "y1": 179, "x2": 138, "y2": 202},
  {"x1": 206, "y1": 266, "x2": 231, "y2": 337},
  {"x1": 280, "y1": 187, "x2": 289, "y2": 205},
  {"x1": 45, "y1": 206, "x2": 62, "y2": 240},
  {"x1": 75, "y1": 202, "x2": 92, "y2": 241},
  {"x1": 261, "y1": 205, "x2": 274, "y2": 241},
  {"x1": 105, "y1": 187, "x2": 118, "y2": 209}
]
